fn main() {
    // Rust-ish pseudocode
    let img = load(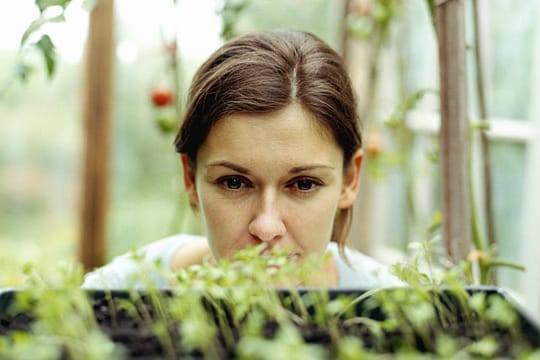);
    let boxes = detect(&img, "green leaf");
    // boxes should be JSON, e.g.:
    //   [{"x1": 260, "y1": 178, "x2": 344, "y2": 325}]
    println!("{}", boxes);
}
[
  {"x1": 467, "y1": 336, "x2": 498, "y2": 357},
  {"x1": 35, "y1": 34, "x2": 56, "y2": 78},
  {"x1": 347, "y1": 15, "x2": 374, "y2": 39},
  {"x1": 20, "y1": 13, "x2": 65, "y2": 47},
  {"x1": 403, "y1": 89, "x2": 429, "y2": 111},
  {"x1": 35, "y1": 0, "x2": 72, "y2": 13}
]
